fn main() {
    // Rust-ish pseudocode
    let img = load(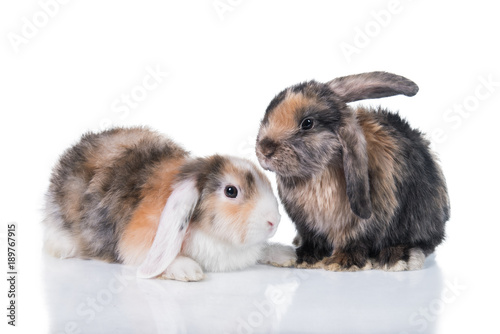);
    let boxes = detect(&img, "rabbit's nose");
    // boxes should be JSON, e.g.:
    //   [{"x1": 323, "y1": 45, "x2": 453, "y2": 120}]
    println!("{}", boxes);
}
[{"x1": 259, "y1": 138, "x2": 278, "y2": 158}]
